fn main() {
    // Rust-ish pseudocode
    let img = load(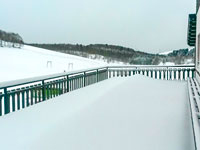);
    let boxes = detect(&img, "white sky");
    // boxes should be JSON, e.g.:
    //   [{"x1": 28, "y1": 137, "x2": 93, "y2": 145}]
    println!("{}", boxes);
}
[{"x1": 0, "y1": 0, "x2": 196, "y2": 53}]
